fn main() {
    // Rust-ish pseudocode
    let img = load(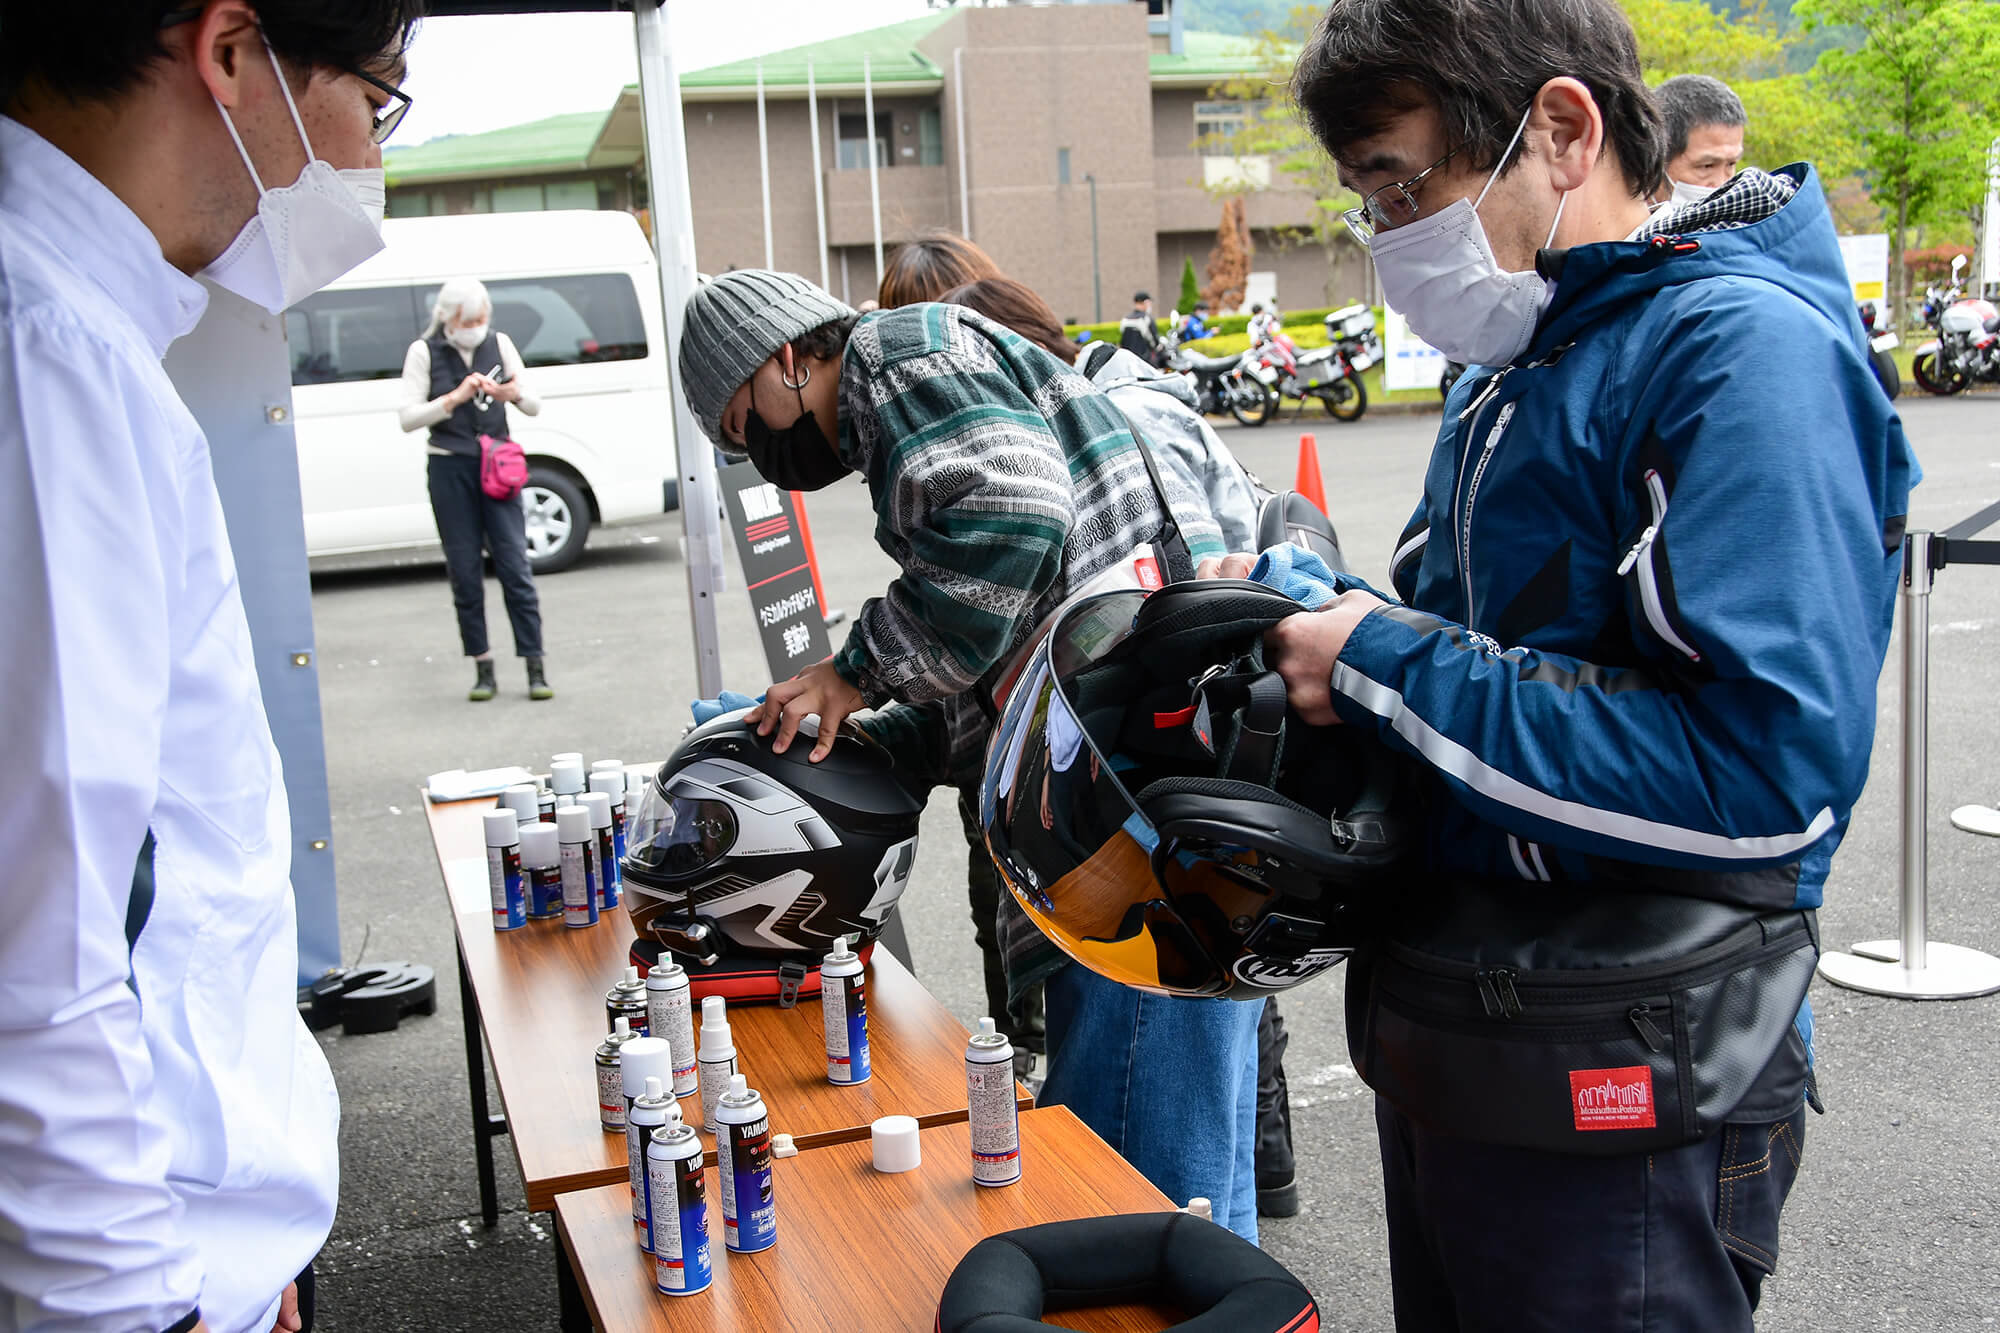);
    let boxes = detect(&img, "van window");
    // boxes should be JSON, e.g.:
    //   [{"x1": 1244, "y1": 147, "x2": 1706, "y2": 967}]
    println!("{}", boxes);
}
[
  {"x1": 286, "y1": 286, "x2": 423, "y2": 384},
  {"x1": 416, "y1": 274, "x2": 649, "y2": 367}
]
